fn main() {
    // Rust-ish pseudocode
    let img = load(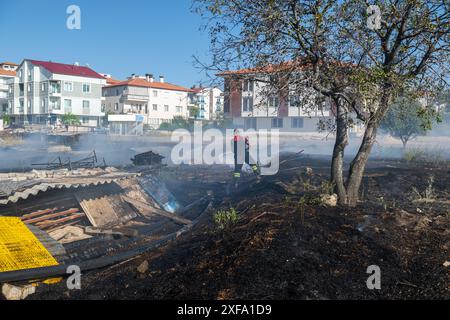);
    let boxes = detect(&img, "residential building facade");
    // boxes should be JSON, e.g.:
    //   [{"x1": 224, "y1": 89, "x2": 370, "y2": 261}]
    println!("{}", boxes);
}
[
  {"x1": 8, "y1": 59, "x2": 106, "y2": 127},
  {"x1": 0, "y1": 64, "x2": 16, "y2": 117},
  {"x1": 188, "y1": 86, "x2": 224, "y2": 120},
  {"x1": 218, "y1": 68, "x2": 333, "y2": 132},
  {"x1": 103, "y1": 74, "x2": 192, "y2": 129}
]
